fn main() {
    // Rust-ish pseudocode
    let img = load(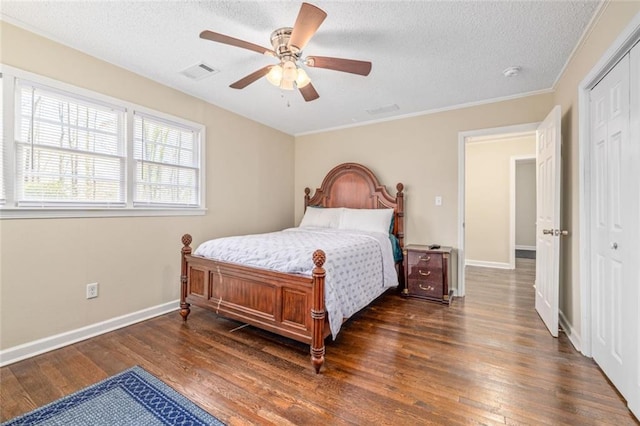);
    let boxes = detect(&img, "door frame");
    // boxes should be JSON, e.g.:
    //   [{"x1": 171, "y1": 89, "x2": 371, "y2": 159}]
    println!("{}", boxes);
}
[
  {"x1": 457, "y1": 123, "x2": 538, "y2": 297},
  {"x1": 578, "y1": 12, "x2": 640, "y2": 358},
  {"x1": 510, "y1": 155, "x2": 536, "y2": 267}
]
